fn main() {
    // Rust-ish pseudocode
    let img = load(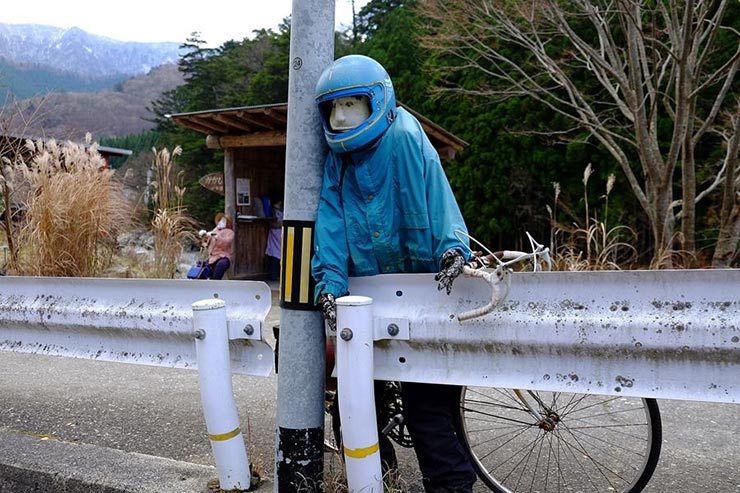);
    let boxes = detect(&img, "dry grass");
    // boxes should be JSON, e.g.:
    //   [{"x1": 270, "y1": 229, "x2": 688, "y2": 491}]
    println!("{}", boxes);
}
[
  {"x1": 146, "y1": 146, "x2": 197, "y2": 279},
  {"x1": 321, "y1": 449, "x2": 414, "y2": 492},
  {"x1": 1, "y1": 97, "x2": 47, "y2": 270},
  {"x1": 1, "y1": 138, "x2": 201, "y2": 279},
  {"x1": 648, "y1": 240, "x2": 698, "y2": 270},
  {"x1": 11, "y1": 136, "x2": 132, "y2": 277},
  {"x1": 549, "y1": 166, "x2": 637, "y2": 271}
]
